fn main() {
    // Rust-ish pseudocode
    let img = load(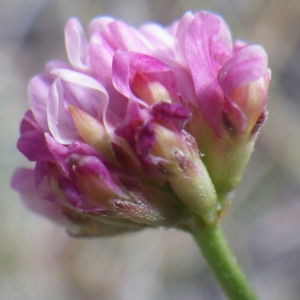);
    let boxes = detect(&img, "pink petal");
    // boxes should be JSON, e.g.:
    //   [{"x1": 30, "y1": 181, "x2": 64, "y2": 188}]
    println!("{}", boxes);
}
[
  {"x1": 28, "y1": 74, "x2": 52, "y2": 132},
  {"x1": 135, "y1": 121, "x2": 155, "y2": 158},
  {"x1": 20, "y1": 110, "x2": 40, "y2": 134},
  {"x1": 88, "y1": 16, "x2": 115, "y2": 37},
  {"x1": 17, "y1": 131, "x2": 55, "y2": 162},
  {"x1": 139, "y1": 23, "x2": 174, "y2": 58},
  {"x1": 11, "y1": 168, "x2": 63, "y2": 221},
  {"x1": 47, "y1": 79, "x2": 79, "y2": 144},
  {"x1": 65, "y1": 18, "x2": 90, "y2": 72},
  {"x1": 151, "y1": 102, "x2": 191, "y2": 131},
  {"x1": 174, "y1": 11, "x2": 194, "y2": 67},
  {"x1": 185, "y1": 12, "x2": 233, "y2": 136},
  {"x1": 51, "y1": 68, "x2": 109, "y2": 121},
  {"x1": 89, "y1": 31, "x2": 115, "y2": 84},
  {"x1": 67, "y1": 154, "x2": 128, "y2": 199},
  {"x1": 45, "y1": 60, "x2": 71, "y2": 74},
  {"x1": 112, "y1": 50, "x2": 177, "y2": 105},
  {"x1": 218, "y1": 45, "x2": 268, "y2": 94},
  {"x1": 89, "y1": 20, "x2": 149, "y2": 85},
  {"x1": 106, "y1": 20, "x2": 149, "y2": 53},
  {"x1": 45, "y1": 134, "x2": 104, "y2": 174}
]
